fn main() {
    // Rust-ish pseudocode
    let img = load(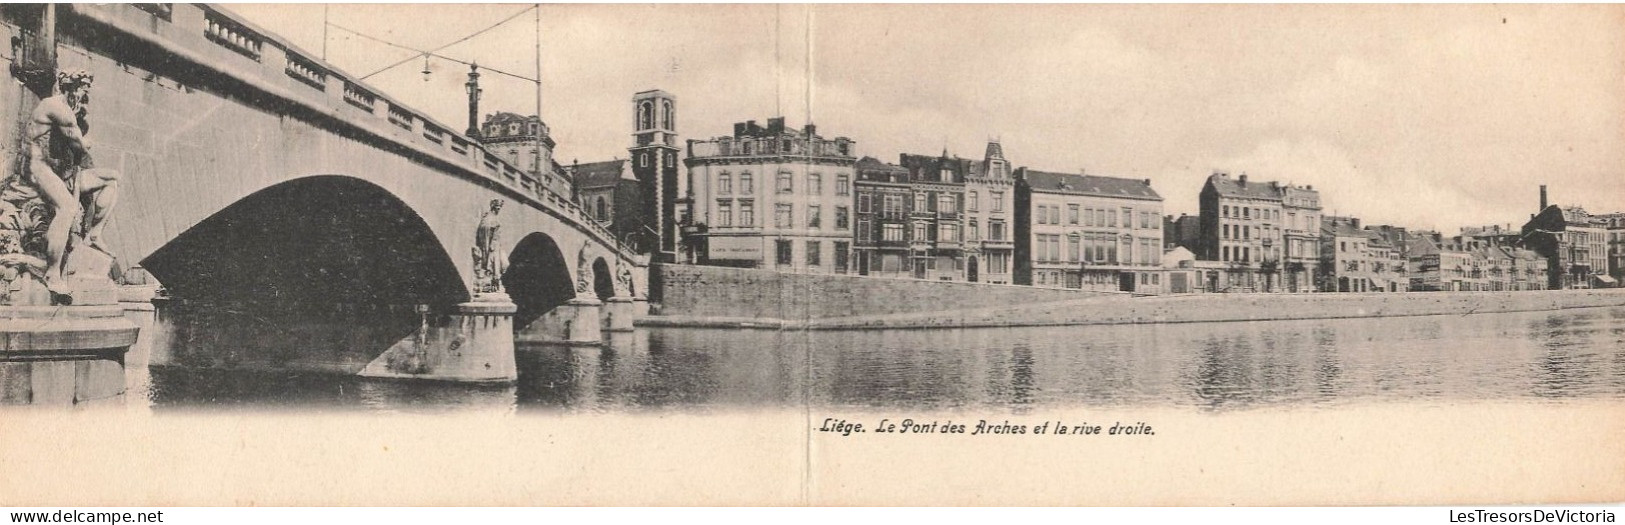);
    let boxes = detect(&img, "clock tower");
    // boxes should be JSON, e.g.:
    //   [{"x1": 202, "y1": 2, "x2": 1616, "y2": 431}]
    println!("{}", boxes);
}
[{"x1": 629, "y1": 90, "x2": 680, "y2": 262}]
